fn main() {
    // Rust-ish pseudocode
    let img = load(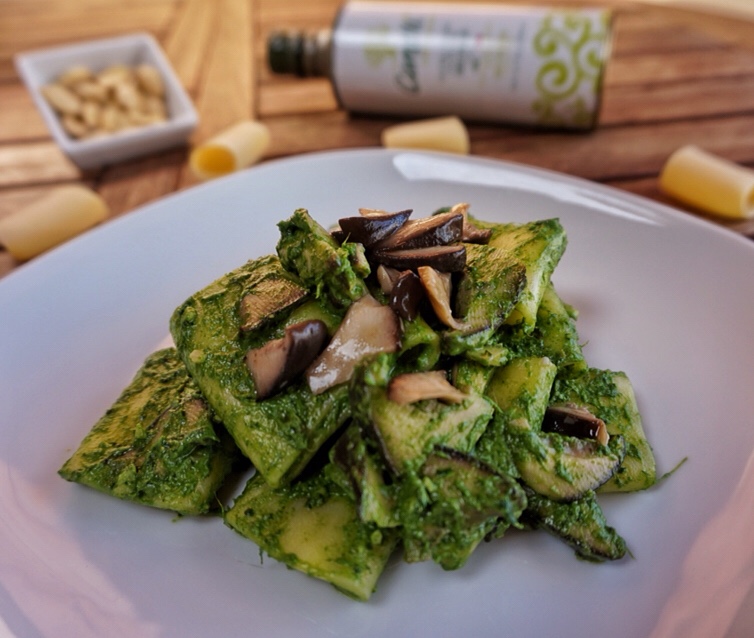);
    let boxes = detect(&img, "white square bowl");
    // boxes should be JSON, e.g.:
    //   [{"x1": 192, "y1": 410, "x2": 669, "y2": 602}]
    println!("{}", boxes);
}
[{"x1": 15, "y1": 32, "x2": 198, "y2": 170}]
